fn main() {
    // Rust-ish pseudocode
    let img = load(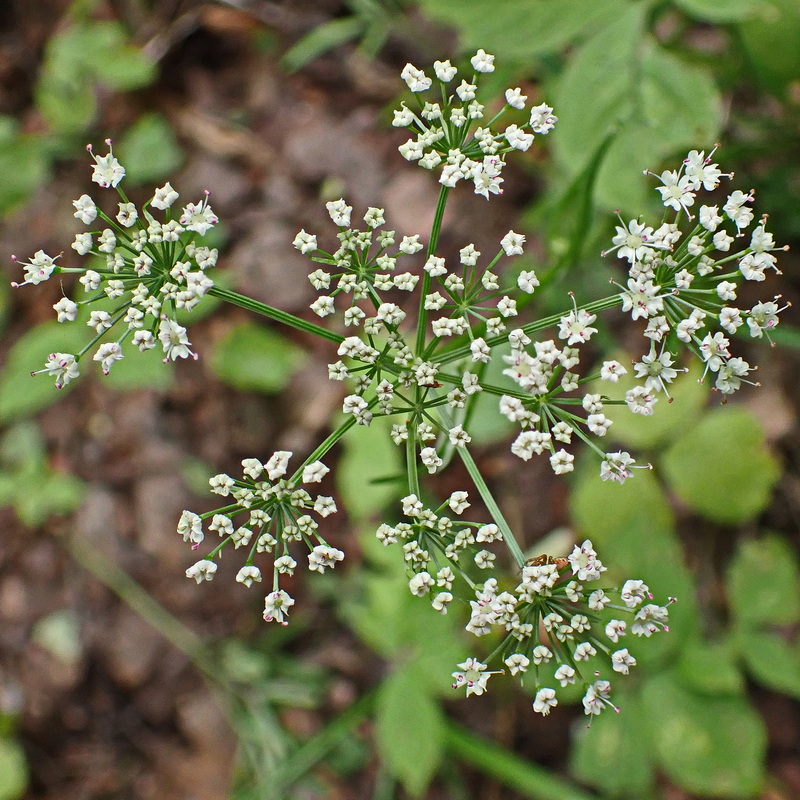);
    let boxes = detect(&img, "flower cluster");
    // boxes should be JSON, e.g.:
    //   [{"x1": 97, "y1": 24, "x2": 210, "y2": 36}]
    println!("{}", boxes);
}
[
  {"x1": 609, "y1": 148, "x2": 787, "y2": 395},
  {"x1": 12, "y1": 140, "x2": 219, "y2": 387},
  {"x1": 450, "y1": 540, "x2": 673, "y2": 717},
  {"x1": 180, "y1": 450, "x2": 340, "y2": 625},
  {"x1": 394, "y1": 51, "x2": 557, "y2": 198}
]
